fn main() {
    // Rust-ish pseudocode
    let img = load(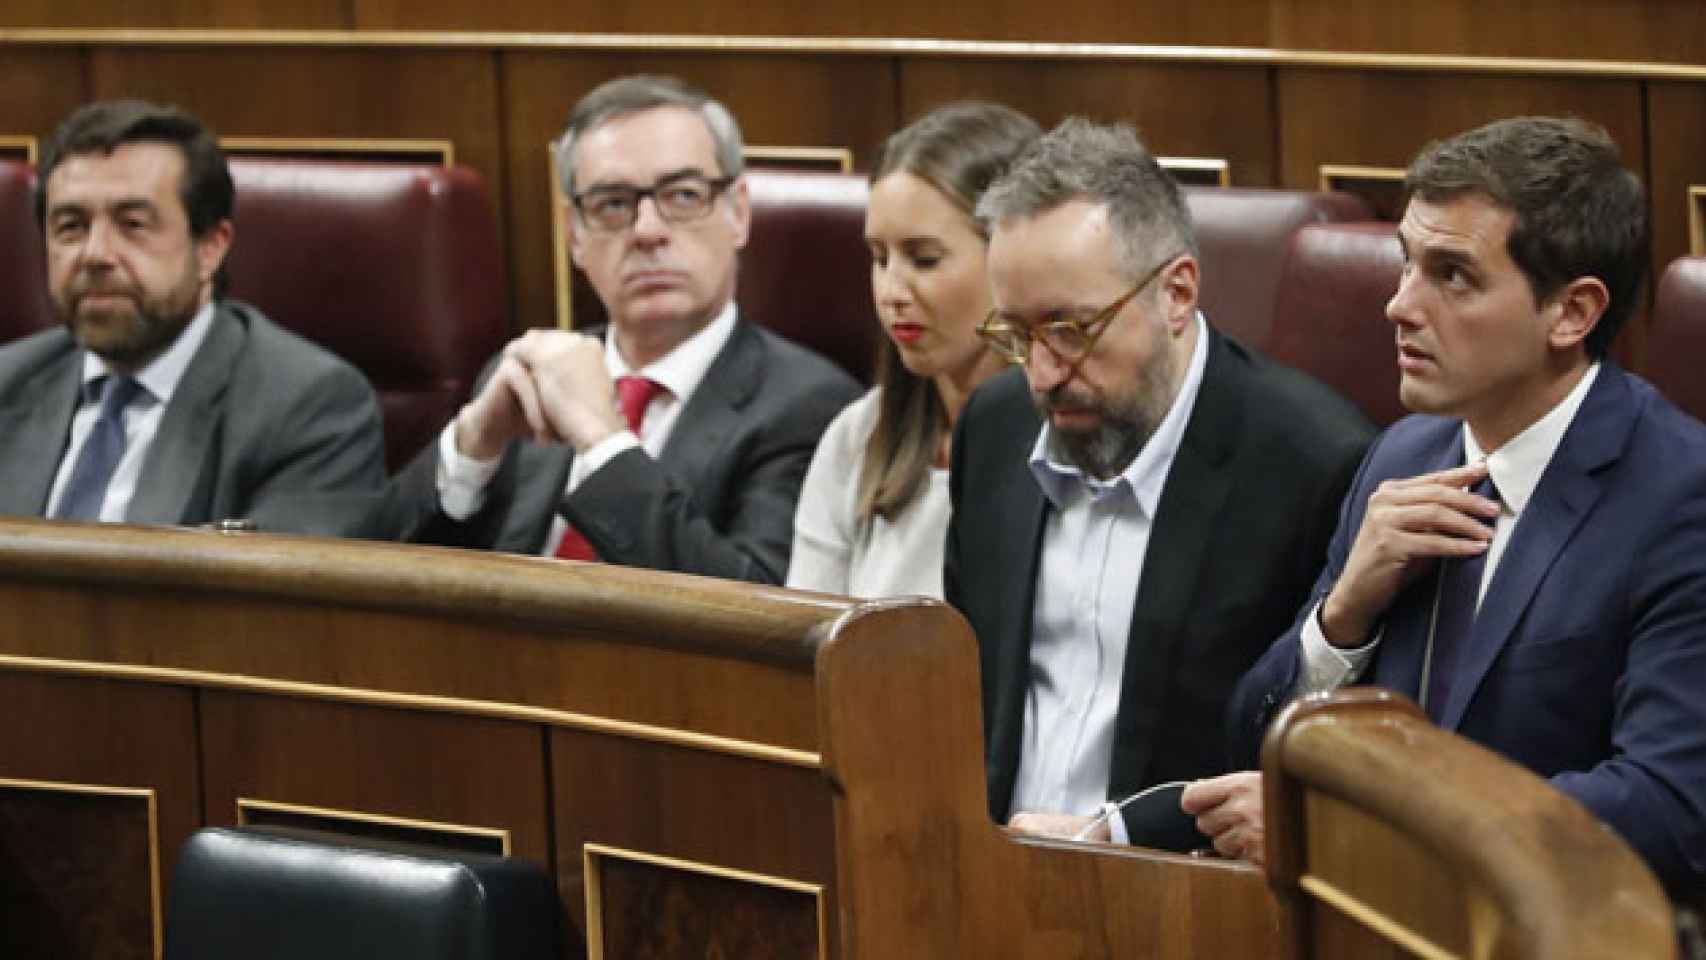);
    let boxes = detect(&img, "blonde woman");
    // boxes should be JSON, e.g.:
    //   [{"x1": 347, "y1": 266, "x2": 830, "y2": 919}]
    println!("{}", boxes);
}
[{"x1": 787, "y1": 102, "x2": 1039, "y2": 597}]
